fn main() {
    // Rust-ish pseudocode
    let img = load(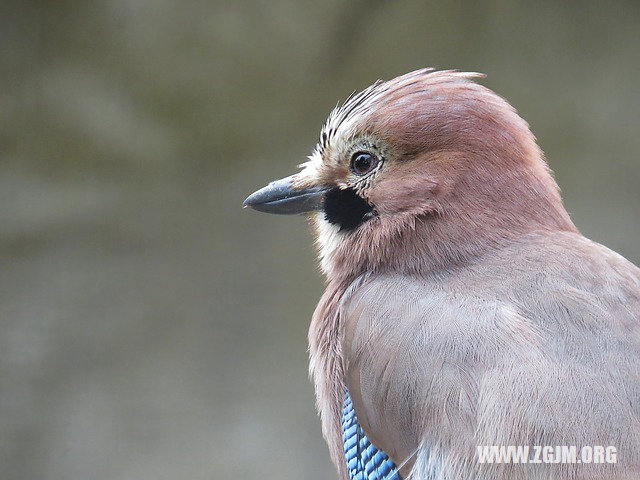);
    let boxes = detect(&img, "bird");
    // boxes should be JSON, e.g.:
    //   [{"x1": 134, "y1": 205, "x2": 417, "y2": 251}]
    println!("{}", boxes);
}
[{"x1": 243, "y1": 69, "x2": 640, "y2": 480}]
